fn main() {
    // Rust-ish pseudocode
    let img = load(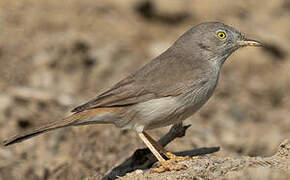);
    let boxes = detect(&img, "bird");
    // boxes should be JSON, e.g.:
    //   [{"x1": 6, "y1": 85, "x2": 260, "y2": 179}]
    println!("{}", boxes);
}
[{"x1": 2, "y1": 22, "x2": 262, "y2": 173}]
